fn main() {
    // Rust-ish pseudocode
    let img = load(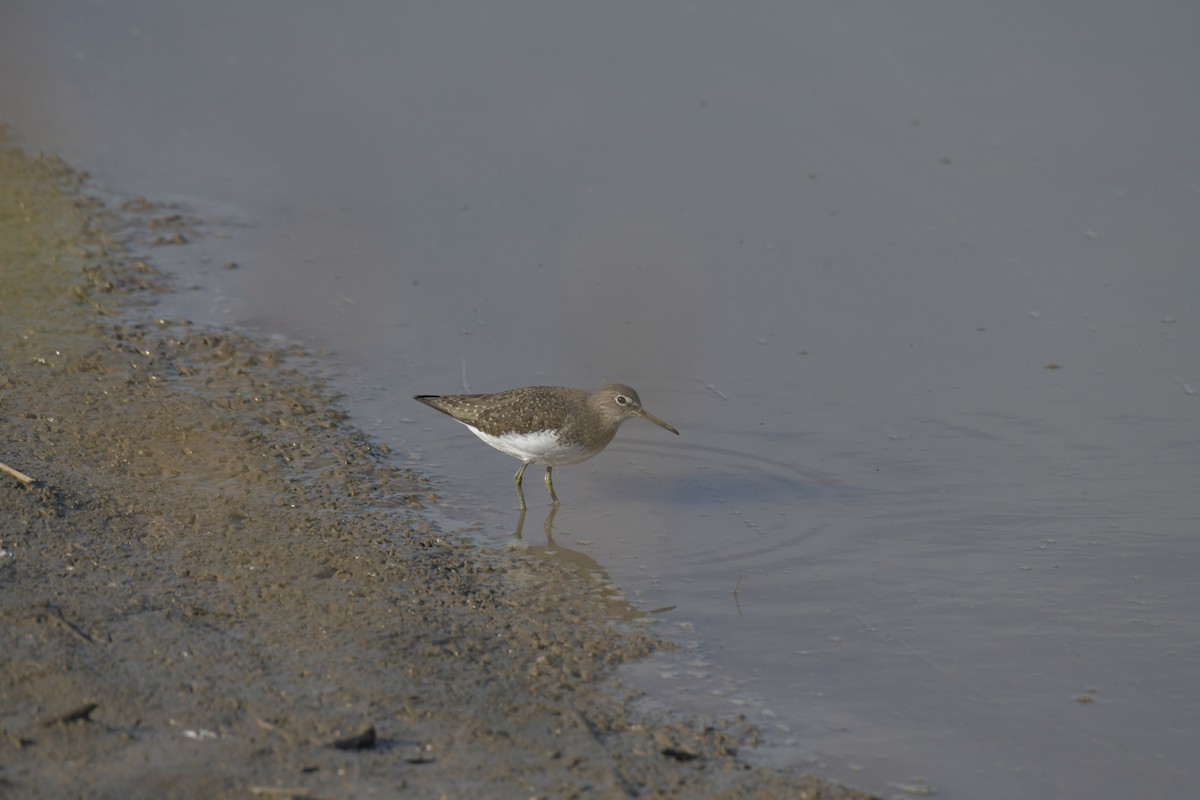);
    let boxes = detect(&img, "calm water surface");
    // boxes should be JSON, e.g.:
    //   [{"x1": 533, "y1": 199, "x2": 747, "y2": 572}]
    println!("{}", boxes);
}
[{"x1": 3, "y1": 2, "x2": 1197, "y2": 797}]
